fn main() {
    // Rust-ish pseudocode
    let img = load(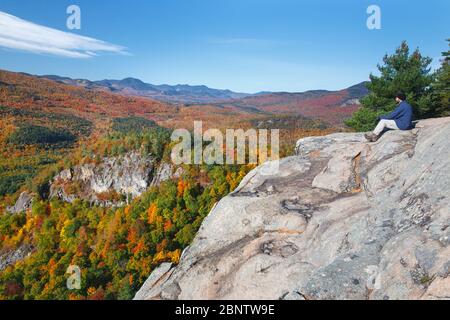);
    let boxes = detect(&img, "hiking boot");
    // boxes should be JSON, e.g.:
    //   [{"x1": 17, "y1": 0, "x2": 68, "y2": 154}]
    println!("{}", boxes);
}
[{"x1": 364, "y1": 133, "x2": 379, "y2": 142}]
